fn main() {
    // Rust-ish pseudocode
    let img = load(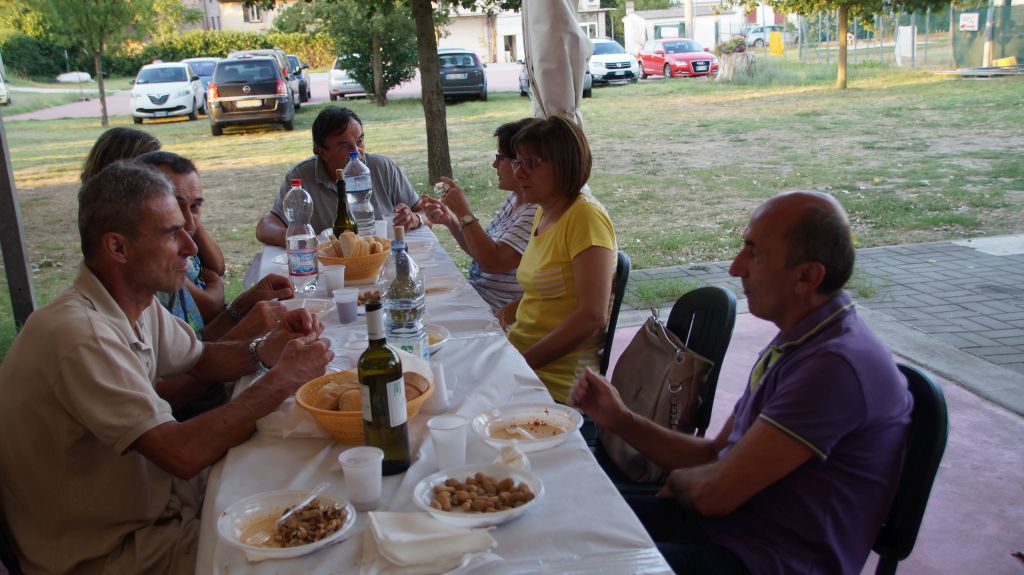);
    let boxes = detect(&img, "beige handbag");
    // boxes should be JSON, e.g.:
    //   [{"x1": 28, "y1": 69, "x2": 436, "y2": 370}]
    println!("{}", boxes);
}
[{"x1": 599, "y1": 312, "x2": 714, "y2": 483}]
